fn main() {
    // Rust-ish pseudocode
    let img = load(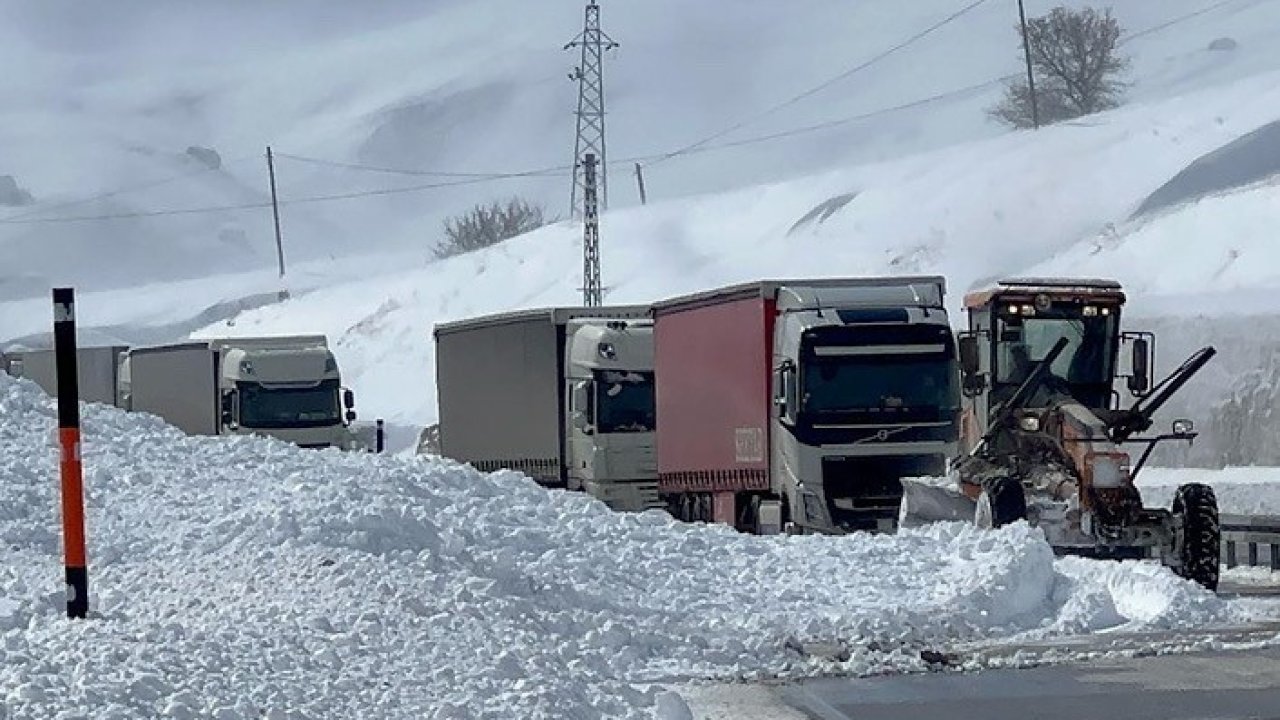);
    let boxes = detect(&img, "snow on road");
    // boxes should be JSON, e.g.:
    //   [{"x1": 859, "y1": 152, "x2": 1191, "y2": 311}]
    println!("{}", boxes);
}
[{"x1": 2, "y1": 376, "x2": 1278, "y2": 718}]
